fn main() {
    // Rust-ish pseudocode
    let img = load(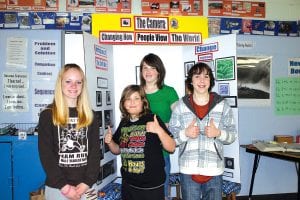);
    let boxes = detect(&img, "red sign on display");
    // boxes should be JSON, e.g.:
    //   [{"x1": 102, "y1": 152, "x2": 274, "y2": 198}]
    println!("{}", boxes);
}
[
  {"x1": 208, "y1": 0, "x2": 265, "y2": 18},
  {"x1": 141, "y1": 0, "x2": 203, "y2": 16},
  {"x1": 0, "y1": 0, "x2": 58, "y2": 11},
  {"x1": 66, "y1": 0, "x2": 131, "y2": 13}
]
